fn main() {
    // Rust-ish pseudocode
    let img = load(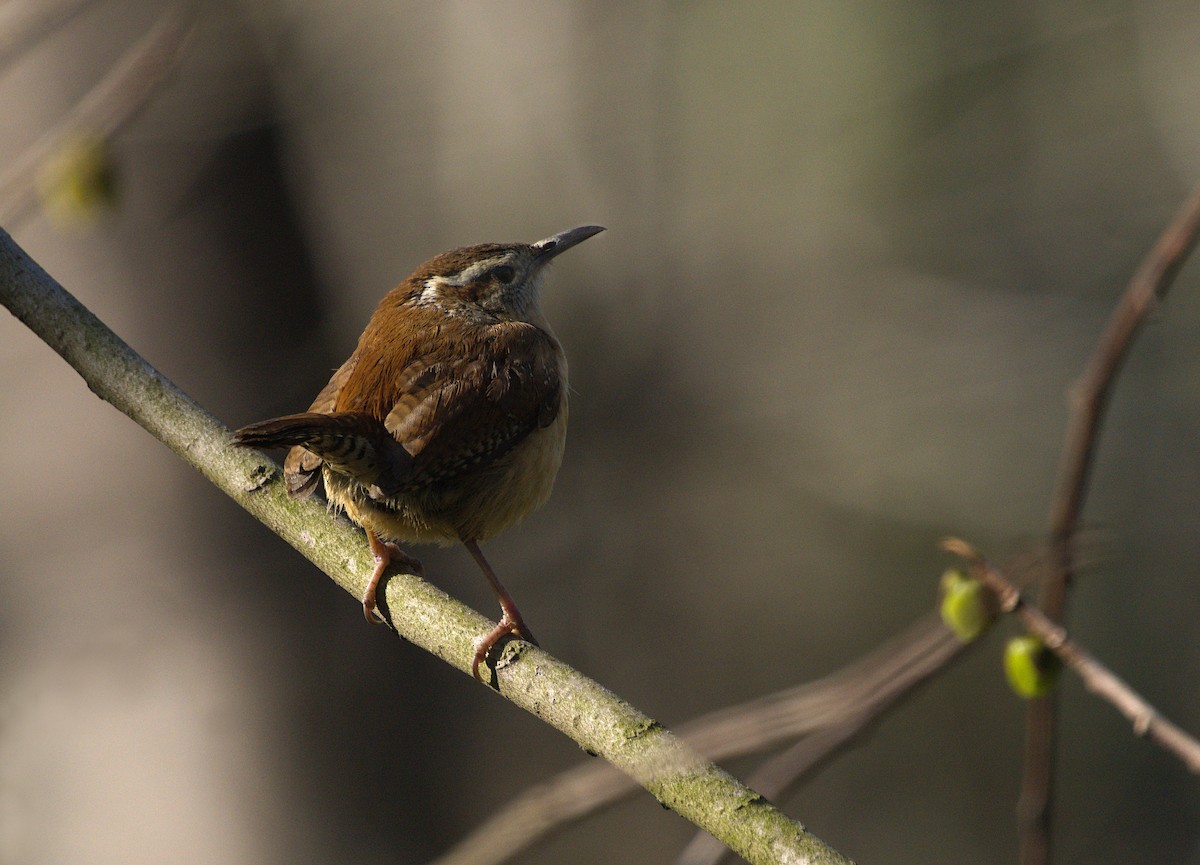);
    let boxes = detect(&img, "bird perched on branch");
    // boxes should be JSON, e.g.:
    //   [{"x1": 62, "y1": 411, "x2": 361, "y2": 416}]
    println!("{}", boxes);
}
[{"x1": 234, "y1": 225, "x2": 604, "y2": 680}]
